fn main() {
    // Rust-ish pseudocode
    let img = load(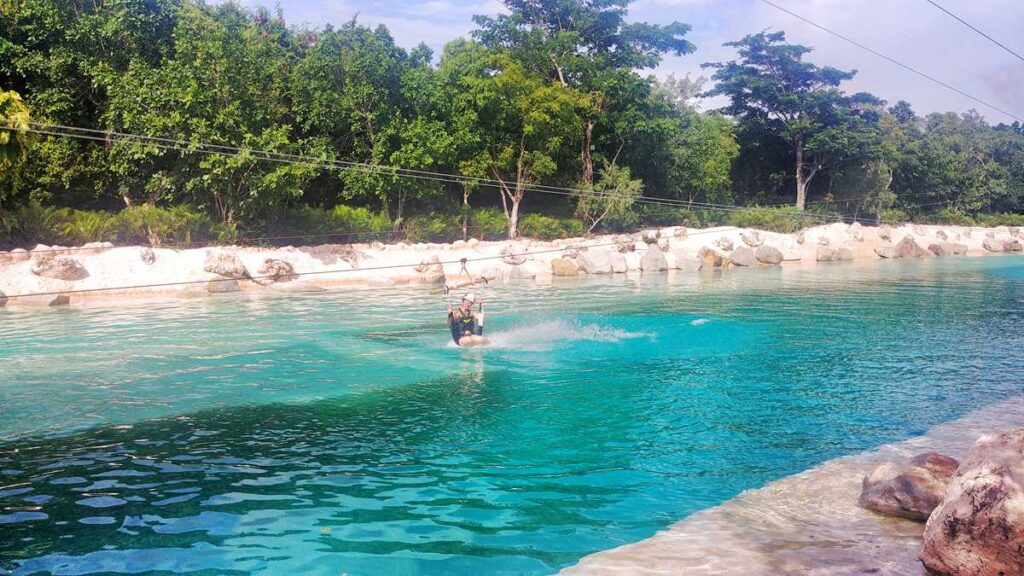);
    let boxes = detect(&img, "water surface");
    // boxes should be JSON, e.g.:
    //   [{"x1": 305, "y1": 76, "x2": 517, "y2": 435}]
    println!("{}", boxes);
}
[{"x1": 1, "y1": 256, "x2": 1022, "y2": 575}]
